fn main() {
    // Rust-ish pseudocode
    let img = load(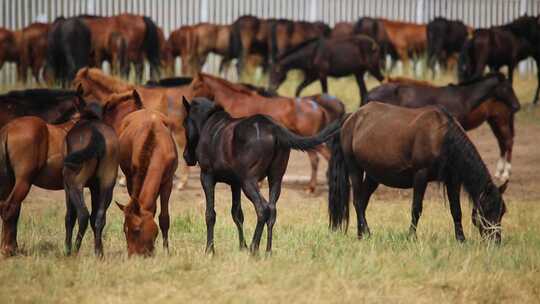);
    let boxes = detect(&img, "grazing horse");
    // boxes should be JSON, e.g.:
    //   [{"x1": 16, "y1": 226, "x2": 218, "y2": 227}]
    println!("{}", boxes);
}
[
  {"x1": 229, "y1": 15, "x2": 272, "y2": 77},
  {"x1": 101, "y1": 90, "x2": 177, "y2": 257},
  {"x1": 327, "y1": 102, "x2": 507, "y2": 243},
  {"x1": 458, "y1": 15, "x2": 540, "y2": 95},
  {"x1": 189, "y1": 73, "x2": 345, "y2": 193},
  {"x1": 268, "y1": 35, "x2": 384, "y2": 105},
  {"x1": 45, "y1": 17, "x2": 91, "y2": 86},
  {"x1": 183, "y1": 97, "x2": 340, "y2": 253},
  {"x1": 63, "y1": 96, "x2": 119, "y2": 257},
  {"x1": 168, "y1": 23, "x2": 233, "y2": 76},
  {"x1": 74, "y1": 67, "x2": 190, "y2": 189},
  {"x1": 17, "y1": 23, "x2": 50, "y2": 83},
  {"x1": 269, "y1": 19, "x2": 330, "y2": 65},
  {"x1": 426, "y1": 17, "x2": 470, "y2": 75},
  {"x1": 331, "y1": 22, "x2": 354, "y2": 38},
  {"x1": 368, "y1": 73, "x2": 520, "y2": 181}
]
